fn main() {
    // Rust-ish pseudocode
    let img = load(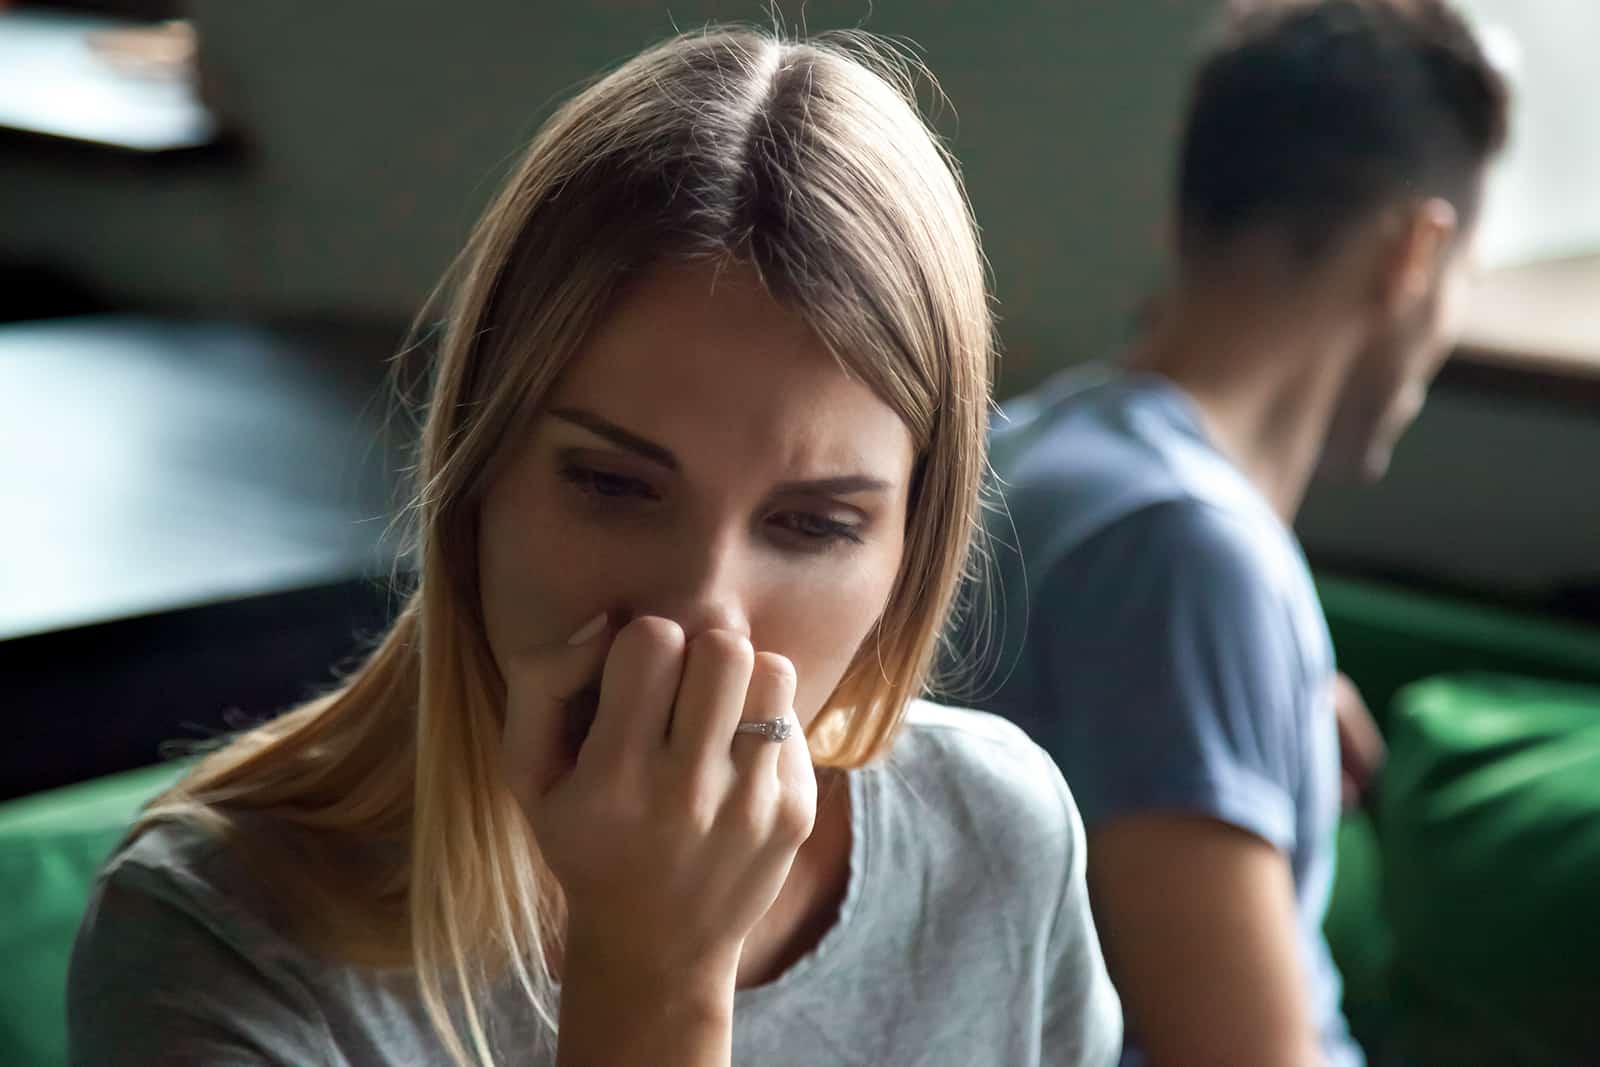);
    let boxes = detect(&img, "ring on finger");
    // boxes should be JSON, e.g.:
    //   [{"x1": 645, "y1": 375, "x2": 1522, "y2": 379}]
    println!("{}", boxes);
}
[{"x1": 733, "y1": 717, "x2": 794, "y2": 743}]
